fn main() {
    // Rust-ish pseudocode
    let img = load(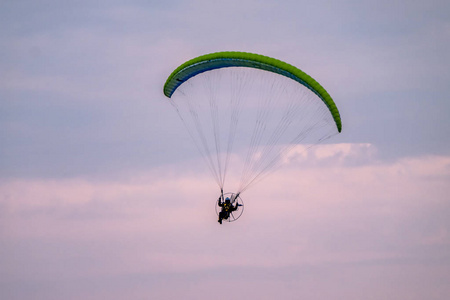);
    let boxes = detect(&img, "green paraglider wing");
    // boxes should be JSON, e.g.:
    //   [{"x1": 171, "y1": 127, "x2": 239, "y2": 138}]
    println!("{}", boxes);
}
[{"x1": 163, "y1": 51, "x2": 342, "y2": 132}]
